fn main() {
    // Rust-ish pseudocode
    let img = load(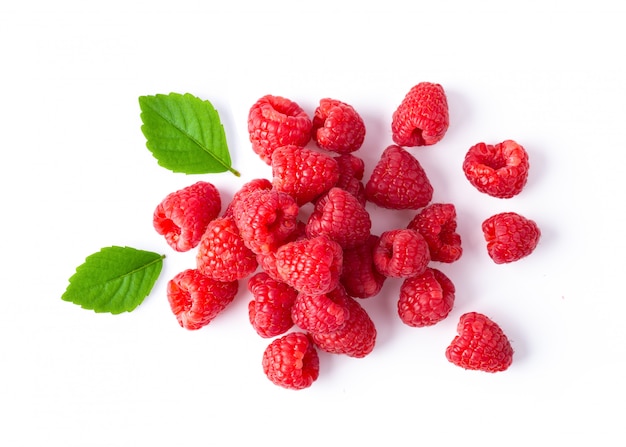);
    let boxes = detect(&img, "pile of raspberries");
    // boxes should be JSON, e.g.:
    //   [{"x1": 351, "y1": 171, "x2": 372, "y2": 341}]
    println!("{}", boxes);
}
[{"x1": 153, "y1": 83, "x2": 541, "y2": 390}]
